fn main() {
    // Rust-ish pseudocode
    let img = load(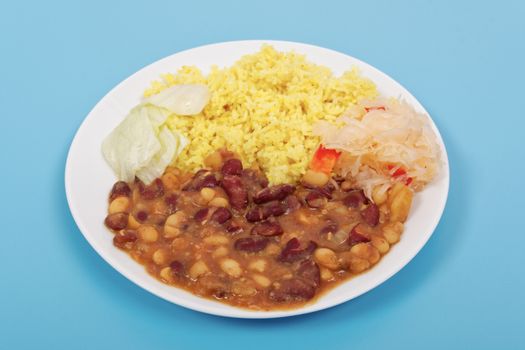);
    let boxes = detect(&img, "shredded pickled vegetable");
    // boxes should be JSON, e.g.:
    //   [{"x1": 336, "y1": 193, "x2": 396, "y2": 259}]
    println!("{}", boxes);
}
[{"x1": 313, "y1": 98, "x2": 440, "y2": 198}]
